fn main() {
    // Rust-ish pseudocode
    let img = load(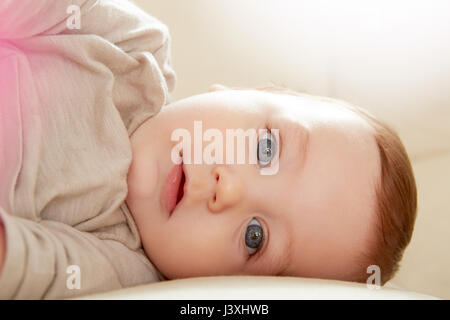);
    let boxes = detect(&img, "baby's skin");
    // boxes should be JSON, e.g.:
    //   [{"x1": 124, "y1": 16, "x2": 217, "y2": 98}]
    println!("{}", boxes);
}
[{"x1": 125, "y1": 84, "x2": 380, "y2": 282}]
